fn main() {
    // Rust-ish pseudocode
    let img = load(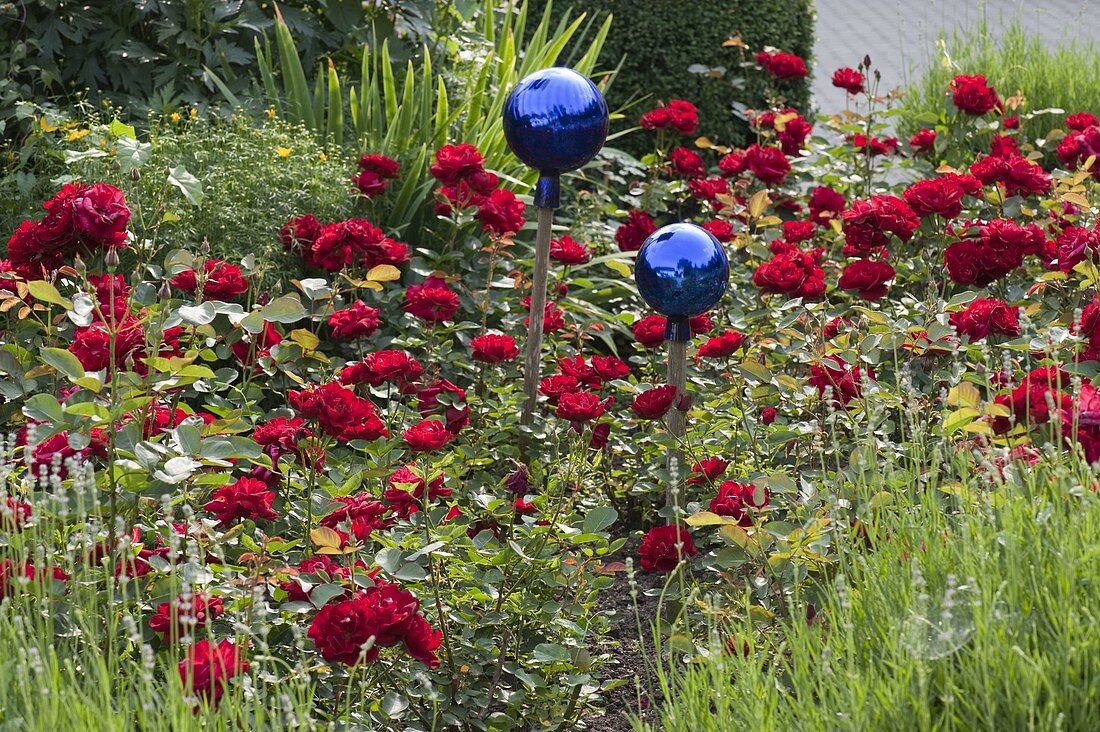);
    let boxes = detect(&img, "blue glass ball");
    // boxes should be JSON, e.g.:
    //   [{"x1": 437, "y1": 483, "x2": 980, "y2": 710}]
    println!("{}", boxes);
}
[
  {"x1": 635, "y1": 223, "x2": 730, "y2": 320},
  {"x1": 503, "y1": 68, "x2": 609, "y2": 175}
]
